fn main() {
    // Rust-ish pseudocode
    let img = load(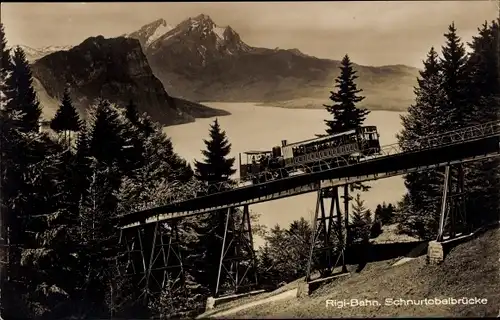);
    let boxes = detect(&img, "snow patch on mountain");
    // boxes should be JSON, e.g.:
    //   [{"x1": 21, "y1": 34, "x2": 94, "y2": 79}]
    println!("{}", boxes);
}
[
  {"x1": 213, "y1": 26, "x2": 225, "y2": 42},
  {"x1": 146, "y1": 22, "x2": 173, "y2": 46}
]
